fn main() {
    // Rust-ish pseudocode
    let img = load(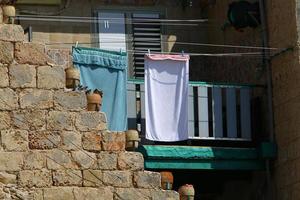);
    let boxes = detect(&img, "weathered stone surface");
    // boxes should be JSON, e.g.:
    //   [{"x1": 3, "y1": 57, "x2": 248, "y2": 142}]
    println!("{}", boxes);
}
[
  {"x1": 0, "y1": 152, "x2": 23, "y2": 171},
  {"x1": 82, "y1": 132, "x2": 102, "y2": 152},
  {"x1": 9, "y1": 64, "x2": 36, "y2": 88},
  {"x1": 23, "y1": 151, "x2": 46, "y2": 170},
  {"x1": 0, "y1": 111, "x2": 10, "y2": 130},
  {"x1": 33, "y1": 189, "x2": 44, "y2": 200},
  {"x1": 118, "y1": 152, "x2": 144, "y2": 171},
  {"x1": 46, "y1": 48, "x2": 72, "y2": 69},
  {"x1": 29, "y1": 131, "x2": 61, "y2": 150},
  {"x1": 15, "y1": 43, "x2": 52, "y2": 65},
  {"x1": 1, "y1": 129, "x2": 28, "y2": 151},
  {"x1": 61, "y1": 131, "x2": 81, "y2": 150},
  {"x1": 0, "y1": 67, "x2": 9, "y2": 87},
  {"x1": 115, "y1": 188, "x2": 151, "y2": 200},
  {"x1": 71, "y1": 151, "x2": 97, "y2": 169},
  {"x1": 102, "y1": 131, "x2": 126, "y2": 151},
  {"x1": 151, "y1": 190, "x2": 180, "y2": 200},
  {"x1": 82, "y1": 170, "x2": 103, "y2": 187},
  {"x1": 47, "y1": 111, "x2": 74, "y2": 131},
  {"x1": 19, "y1": 170, "x2": 52, "y2": 188},
  {"x1": 19, "y1": 89, "x2": 53, "y2": 109},
  {"x1": 47, "y1": 149, "x2": 74, "y2": 170},
  {"x1": 73, "y1": 187, "x2": 113, "y2": 200},
  {"x1": 75, "y1": 112, "x2": 107, "y2": 131},
  {"x1": 53, "y1": 170, "x2": 82, "y2": 186},
  {"x1": 12, "y1": 110, "x2": 46, "y2": 130},
  {"x1": 0, "y1": 41, "x2": 13, "y2": 64},
  {"x1": 0, "y1": 172, "x2": 16, "y2": 184},
  {"x1": 43, "y1": 187, "x2": 74, "y2": 200},
  {"x1": 54, "y1": 91, "x2": 87, "y2": 111},
  {"x1": 37, "y1": 65, "x2": 65, "y2": 89},
  {"x1": 97, "y1": 152, "x2": 118, "y2": 170},
  {"x1": 134, "y1": 171, "x2": 161, "y2": 189},
  {"x1": 0, "y1": 88, "x2": 18, "y2": 110},
  {"x1": 103, "y1": 171, "x2": 132, "y2": 187},
  {"x1": 0, "y1": 25, "x2": 24, "y2": 42}
]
